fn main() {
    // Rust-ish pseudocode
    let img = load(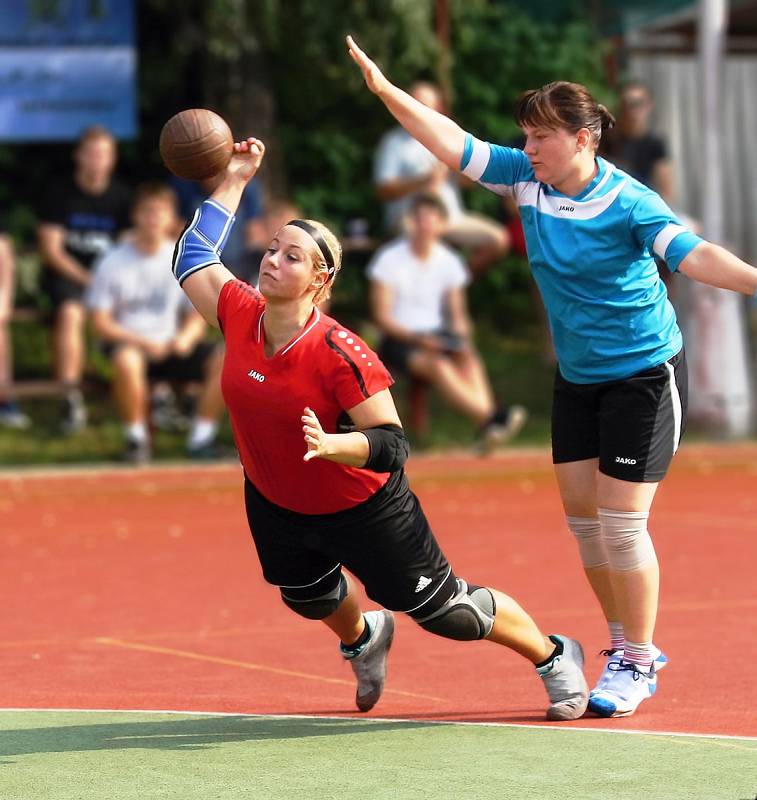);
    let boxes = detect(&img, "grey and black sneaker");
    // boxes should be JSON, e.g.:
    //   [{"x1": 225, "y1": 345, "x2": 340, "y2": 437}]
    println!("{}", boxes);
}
[
  {"x1": 341, "y1": 609, "x2": 395, "y2": 712},
  {"x1": 536, "y1": 634, "x2": 589, "y2": 721},
  {"x1": 60, "y1": 388, "x2": 87, "y2": 435},
  {"x1": 124, "y1": 437, "x2": 151, "y2": 466},
  {"x1": 151, "y1": 392, "x2": 188, "y2": 432},
  {"x1": 476, "y1": 405, "x2": 528, "y2": 454}
]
